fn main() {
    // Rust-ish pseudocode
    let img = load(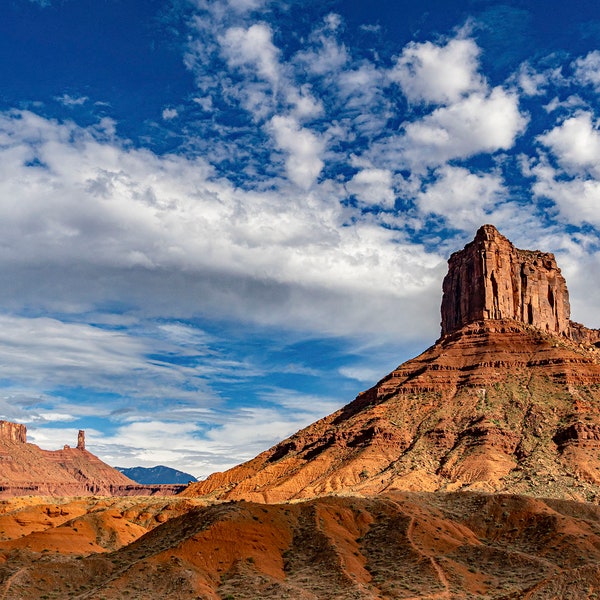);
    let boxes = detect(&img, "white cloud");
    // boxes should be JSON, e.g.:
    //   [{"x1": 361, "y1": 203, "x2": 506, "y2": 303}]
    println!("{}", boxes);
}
[
  {"x1": 0, "y1": 109, "x2": 441, "y2": 343},
  {"x1": 516, "y1": 64, "x2": 549, "y2": 97},
  {"x1": 399, "y1": 87, "x2": 528, "y2": 168},
  {"x1": 347, "y1": 168, "x2": 395, "y2": 208},
  {"x1": 334, "y1": 62, "x2": 392, "y2": 137},
  {"x1": 391, "y1": 37, "x2": 484, "y2": 105},
  {"x1": 227, "y1": 0, "x2": 266, "y2": 14},
  {"x1": 338, "y1": 366, "x2": 384, "y2": 383},
  {"x1": 56, "y1": 94, "x2": 89, "y2": 107},
  {"x1": 531, "y1": 161, "x2": 600, "y2": 227},
  {"x1": 416, "y1": 165, "x2": 505, "y2": 229},
  {"x1": 162, "y1": 107, "x2": 178, "y2": 120},
  {"x1": 220, "y1": 26, "x2": 323, "y2": 121},
  {"x1": 537, "y1": 112, "x2": 600, "y2": 177},
  {"x1": 0, "y1": 313, "x2": 220, "y2": 402},
  {"x1": 543, "y1": 95, "x2": 586, "y2": 114},
  {"x1": 573, "y1": 50, "x2": 600, "y2": 92},
  {"x1": 268, "y1": 115, "x2": 325, "y2": 188},
  {"x1": 193, "y1": 96, "x2": 213, "y2": 111},
  {"x1": 294, "y1": 16, "x2": 348, "y2": 76},
  {"x1": 220, "y1": 22, "x2": 280, "y2": 84},
  {"x1": 338, "y1": 62, "x2": 388, "y2": 108}
]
